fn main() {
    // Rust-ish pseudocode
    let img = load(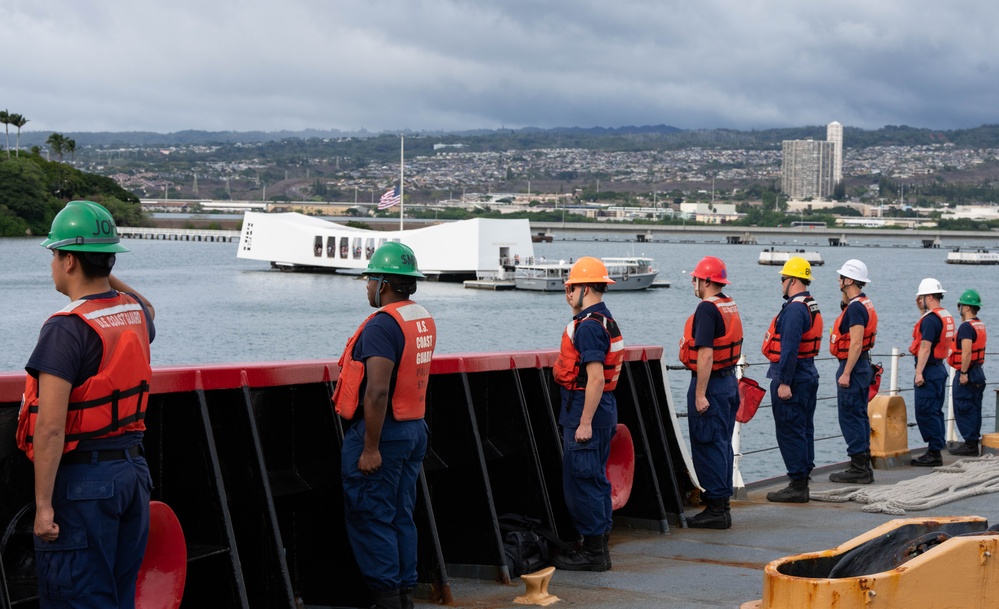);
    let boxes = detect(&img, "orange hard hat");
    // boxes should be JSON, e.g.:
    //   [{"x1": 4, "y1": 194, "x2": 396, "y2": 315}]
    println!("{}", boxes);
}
[
  {"x1": 691, "y1": 256, "x2": 730, "y2": 285},
  {"x1": 564, "y1": 256, "x2": 616, "y2": 285}
]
